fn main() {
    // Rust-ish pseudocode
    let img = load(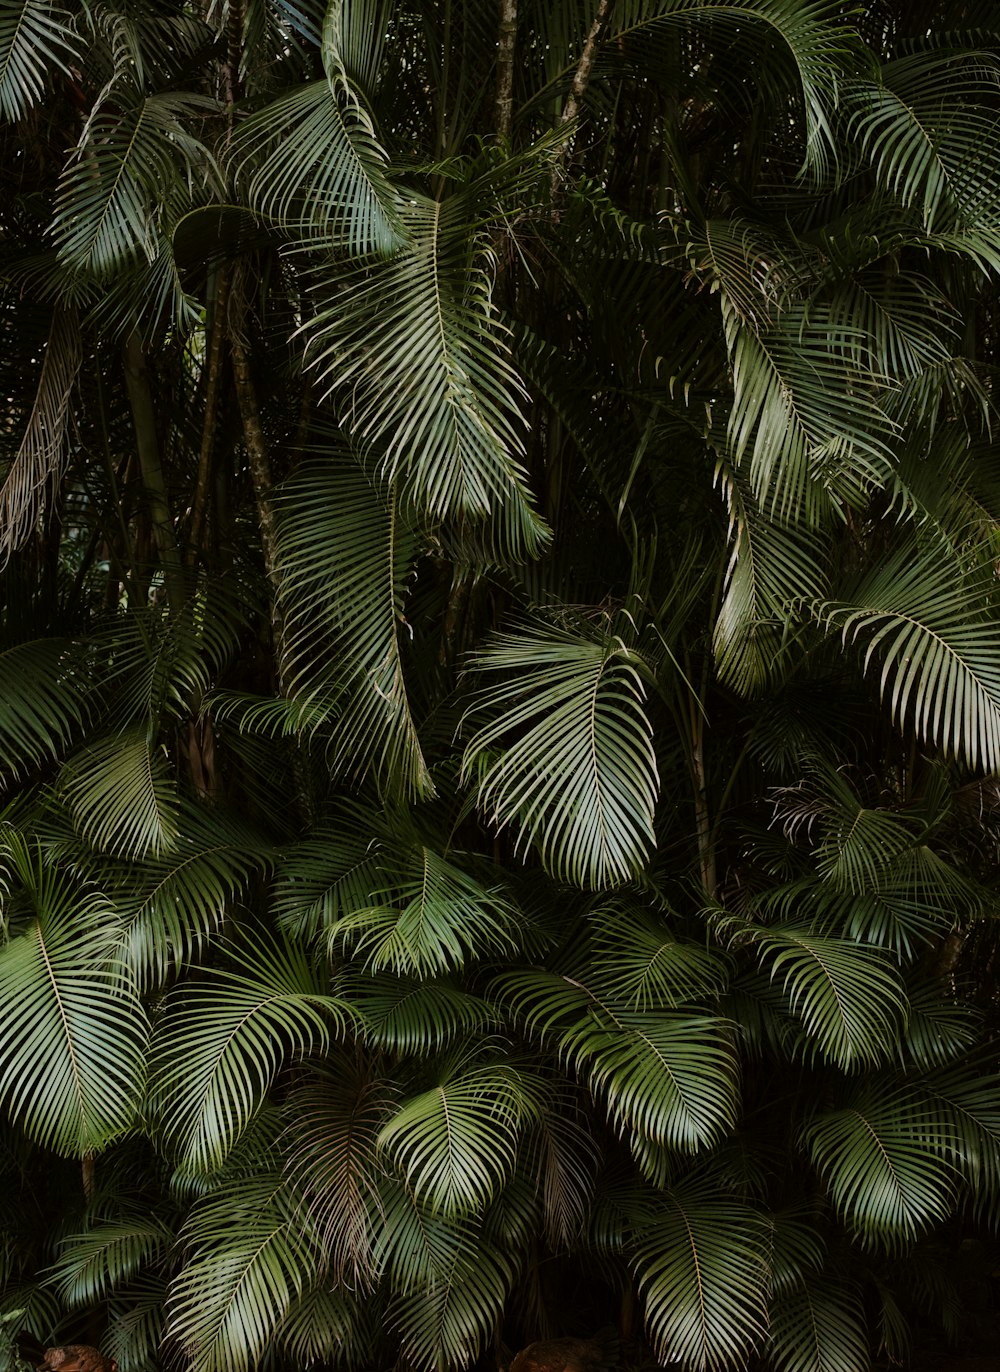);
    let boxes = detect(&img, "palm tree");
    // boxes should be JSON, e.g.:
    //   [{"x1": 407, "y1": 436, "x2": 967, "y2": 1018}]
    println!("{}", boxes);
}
[{"x1": 3, "y1": 2, "x2": 1000, "y2": 1372}]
